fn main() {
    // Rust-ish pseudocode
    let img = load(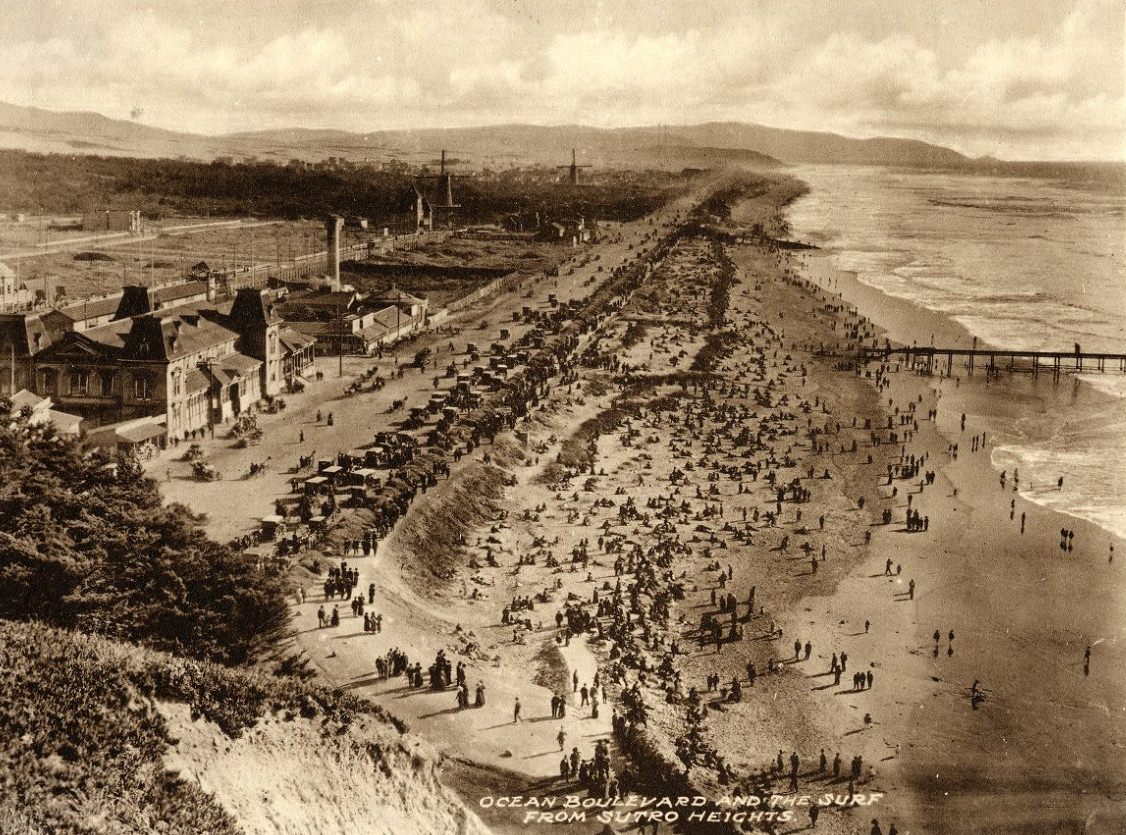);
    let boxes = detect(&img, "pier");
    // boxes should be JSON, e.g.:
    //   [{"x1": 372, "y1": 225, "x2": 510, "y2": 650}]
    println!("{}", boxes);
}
[{"x1": 854, "y1": 346, "x2": 1126, "y2": 376}]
